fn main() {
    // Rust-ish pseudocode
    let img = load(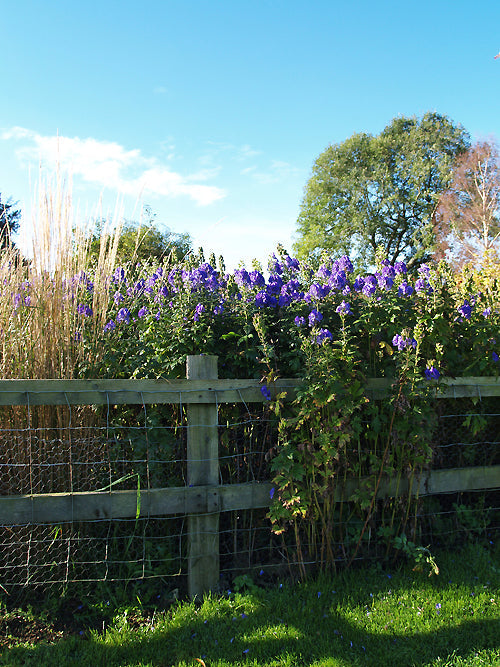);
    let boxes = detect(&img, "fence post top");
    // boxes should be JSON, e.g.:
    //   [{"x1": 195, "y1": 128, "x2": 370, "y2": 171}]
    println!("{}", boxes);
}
[{"x1": 186, "y1": 355, "x2": 218, "y2": 380}]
